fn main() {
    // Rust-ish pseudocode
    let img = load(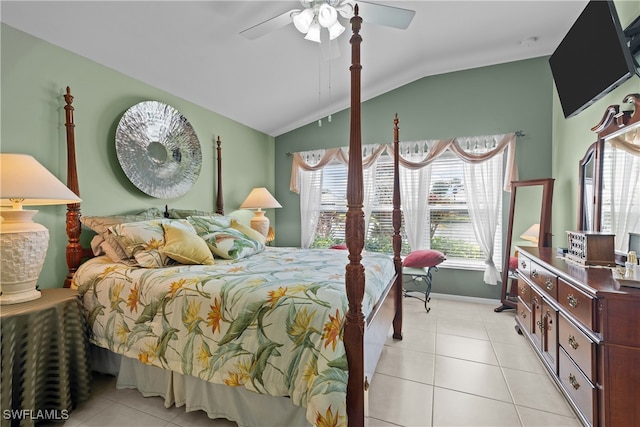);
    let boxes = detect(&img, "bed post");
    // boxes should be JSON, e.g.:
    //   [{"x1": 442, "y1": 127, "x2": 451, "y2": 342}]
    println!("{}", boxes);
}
[
  {"x1": 345, "y1": 5, "x2": 365, "y2": 427},
  {"x1": 64, "y1": 86, "x2": 82, "y2": 288},
  {"x1": 392, "y1": 114, "x2": 403, "y2": 340},
  {"x1": 216, "y1": 135, "x2": 224, "y2": 214}
]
